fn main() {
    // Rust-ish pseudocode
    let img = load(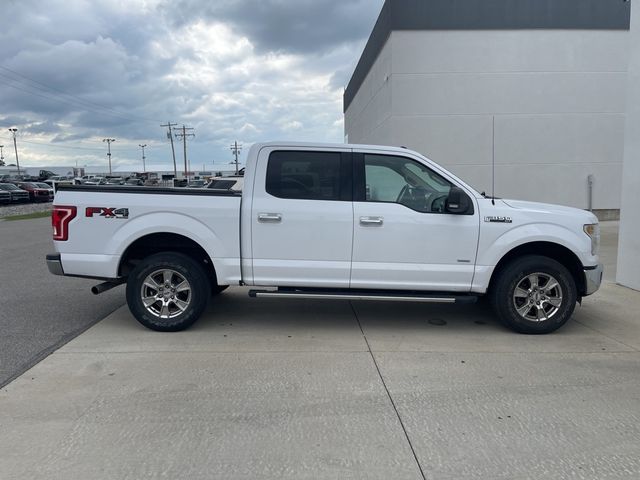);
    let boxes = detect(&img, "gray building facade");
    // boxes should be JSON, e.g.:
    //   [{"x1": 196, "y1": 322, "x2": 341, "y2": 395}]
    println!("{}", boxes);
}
[{"x1": 344, "y1": 0, "x2": 631, "y2": 212}]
